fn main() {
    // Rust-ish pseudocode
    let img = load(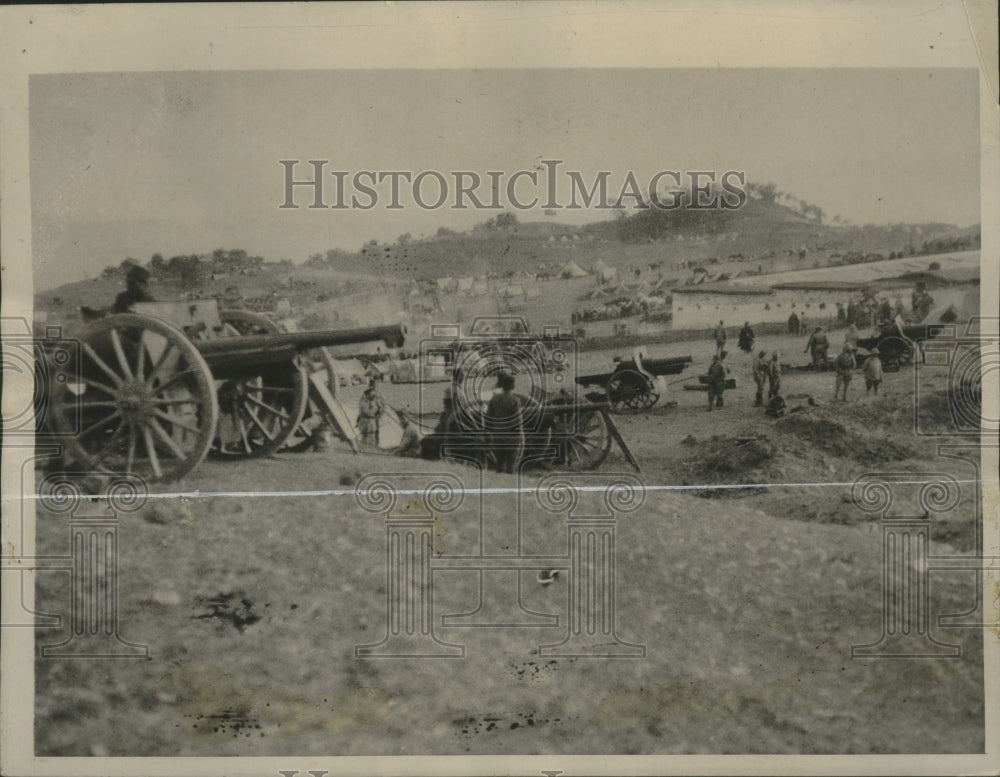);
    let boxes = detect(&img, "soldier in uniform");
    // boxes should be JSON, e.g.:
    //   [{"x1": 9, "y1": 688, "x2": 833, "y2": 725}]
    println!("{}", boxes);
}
[
  {"x1": 833, "y1": 345, "x2": 857, "y2": 402},
  {"x1": 863, "y1": 352, "x2": 884, "y2": 396},
  {"x1": 393, "y1": 411, "x2": 422, "y2": 457},
  {"x1": 713, "y1": 320, "x2": 727, "y2": 357},
  {"x1": 111, "y1": 265, "x2": 155, "y2": 313},
  {"x1": 706, "y1": 353, "x2": 727, "y2": 411},
  {"x1": 737, "y1": 322, "x2": 755, "y2": 354},
  {"x1": 751, "y1": 349, "x2": 768, "y2": 407},
  {"x1": 804, "y1": 326, "x2": 830, "y2": 367},
  {"x1": 767, "y1": 351, "x2": 782, "y2": 399},
  {"x1": 356, "y1": 379, "x2": 385, "y2": 445},
  {"x1": 485, "y1": 373, "x2": 524, "y2": 473}
]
